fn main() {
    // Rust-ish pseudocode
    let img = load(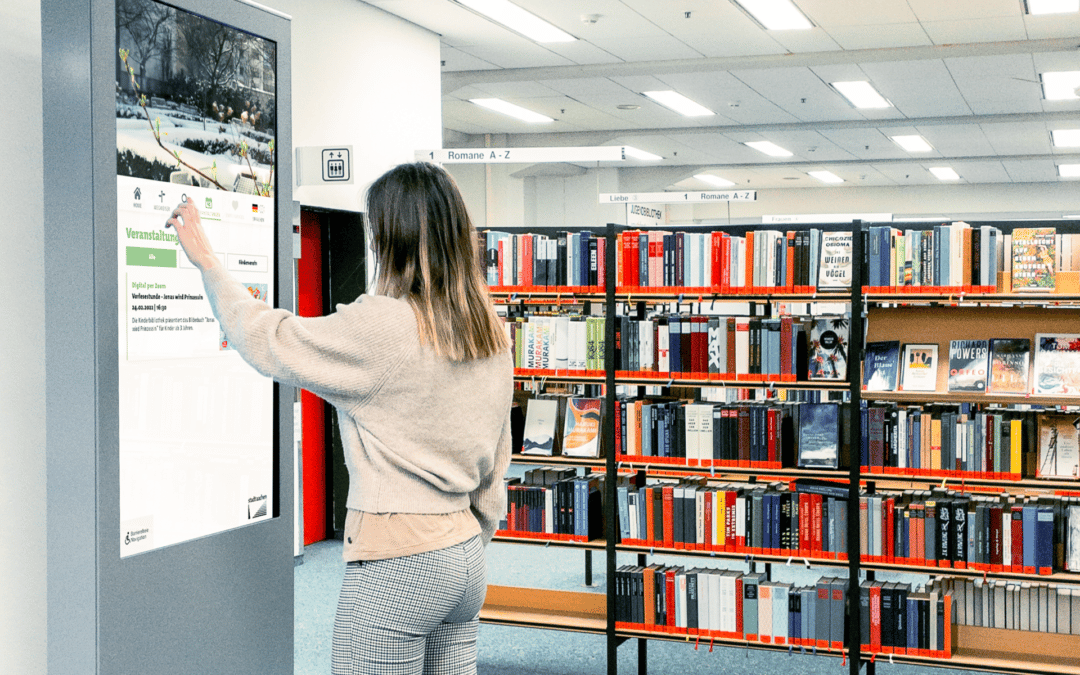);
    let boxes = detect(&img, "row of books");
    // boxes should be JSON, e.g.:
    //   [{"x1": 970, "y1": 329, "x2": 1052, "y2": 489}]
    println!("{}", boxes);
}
[
  {"x1": 945, "y1": 576, "x2": 1080, "y2": 634},
  {"x1": 496, "y1": 468, "x2": 610, "y2": 541},
  {"x1": 505, "y1": 313, "x2": 606, "y2": 375},
  {"x1": 615, "y1": 314, "x2": 808, "y2": 382},
  {"x1": 857, "y1": 578, "x2": 956, "y2": 656},
  {"x1": 860, "y1": 403, "x2": 1080, "y2": 480},
  {"x1": 614, "y1": 228, "x2": 848, "y2": 293},
  {"x1": 613, "y1": 566, "x2": 957, "y2": 658},
  {"x1": 519, "y1": 396, "x2": 604, "y2": 458},
  {"x1": 863, "y1": 336, "x2": 1080, "y2": 397},
  {"x1": 486, "y1": 226, "x2": 1077, "y2": 295},
  {"x1": 614, "y1": 399, "x2": 846, "y2": 470},
  {"x1": 859, "y1": 490, "x2": 1080, "y2": 574},
  {"x1": 615, "y1": 479, "x2": 850, "y2": 560},
  {"x1": 483, "y1": 230, "x2": 606, "y2": 290}
]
